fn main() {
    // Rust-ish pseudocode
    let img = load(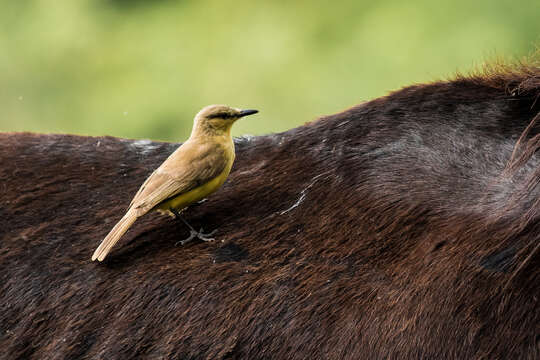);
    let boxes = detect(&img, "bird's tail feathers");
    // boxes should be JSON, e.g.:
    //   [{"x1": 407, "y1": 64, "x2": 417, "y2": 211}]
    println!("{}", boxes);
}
[{"x1": 92, "y1": 210, "x2": 138, "y2": 261}]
